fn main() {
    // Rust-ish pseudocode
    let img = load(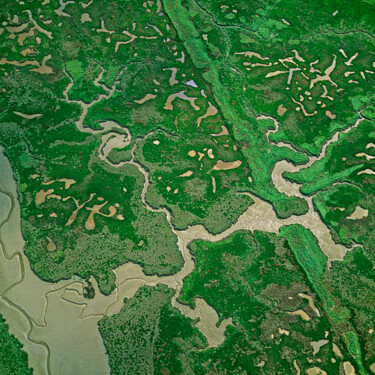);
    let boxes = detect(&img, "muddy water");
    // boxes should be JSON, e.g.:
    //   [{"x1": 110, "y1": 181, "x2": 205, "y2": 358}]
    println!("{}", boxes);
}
[
  {"x1": 0, "y1": 149, "x2": 111, "y2": 375},
  {"x1": 259, "y1": 113, "x2": 365, "y2": 264},
  {"x1": 0, "y1": 69, "x2": 364, "y2": 373}
]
